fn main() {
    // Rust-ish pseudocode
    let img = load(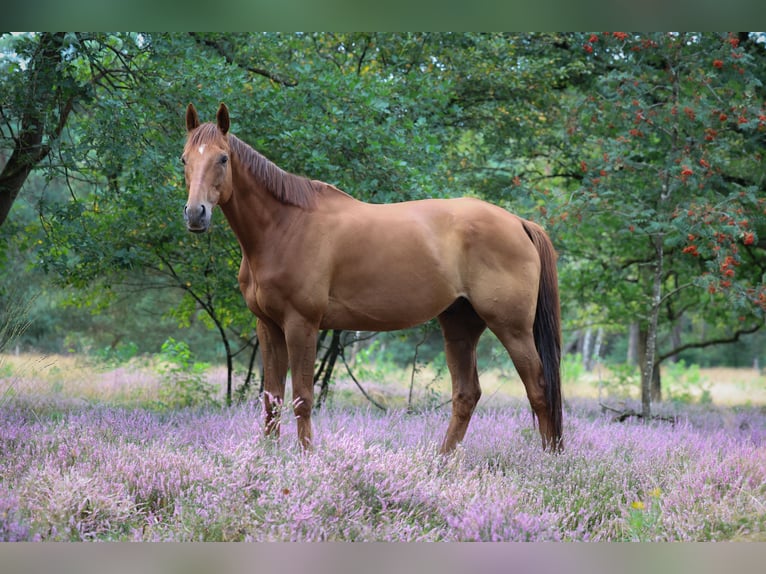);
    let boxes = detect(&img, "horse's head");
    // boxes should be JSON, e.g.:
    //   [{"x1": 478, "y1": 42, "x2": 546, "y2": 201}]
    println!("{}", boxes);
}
[{"x1": 182, "y1": 103, "x2": 233, "y2": 233}]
